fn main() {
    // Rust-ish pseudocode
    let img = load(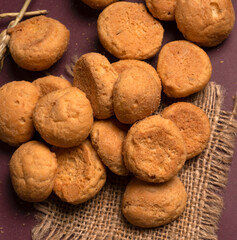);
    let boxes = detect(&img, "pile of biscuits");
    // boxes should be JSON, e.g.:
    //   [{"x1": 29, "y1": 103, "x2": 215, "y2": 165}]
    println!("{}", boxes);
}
[{"x1": 0, "y1": 0, "x2": 235, "y2": 229}]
